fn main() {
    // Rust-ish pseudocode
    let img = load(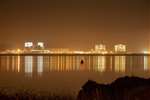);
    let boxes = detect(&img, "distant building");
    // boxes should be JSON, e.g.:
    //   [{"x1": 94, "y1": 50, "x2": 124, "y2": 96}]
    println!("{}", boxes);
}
[
  {"x1": 36, "y1": 42, "x2": 44, "y2": 49},
  {"x1": 24, "y1": 42, "x2": 33, "y2": 48},
  {"x1": 95, "y1": 44, "x2": 107, "y2": 53},
  {"x1": 24, "y1": 42, "x2": 47, "y2": 53},
  {"x1": 114, "y1": 44, "x2": 126, "y2": 53}
]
